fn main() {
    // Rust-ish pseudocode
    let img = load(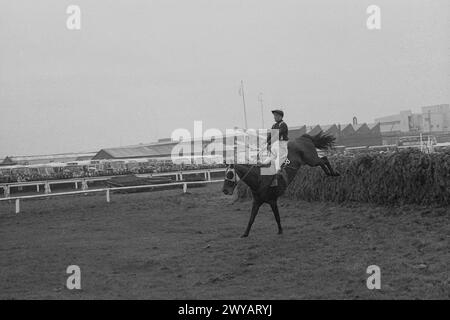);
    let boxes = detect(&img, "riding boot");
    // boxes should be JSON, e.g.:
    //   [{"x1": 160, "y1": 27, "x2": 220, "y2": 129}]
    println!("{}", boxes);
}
[
  {"x1": 280, "y1": 169, "x2": 288, "y2": 185},
  {"x1": 270, "y1": 174, "x2": 278, "y2": 187}
]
